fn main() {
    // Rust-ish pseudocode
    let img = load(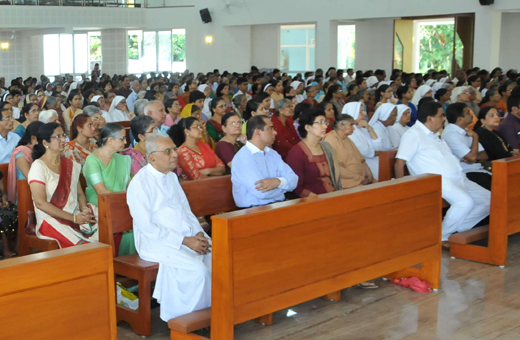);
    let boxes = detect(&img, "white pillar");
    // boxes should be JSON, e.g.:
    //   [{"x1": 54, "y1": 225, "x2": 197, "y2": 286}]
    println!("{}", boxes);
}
[
  {"x1": 316, "y1": 19, "x2": 338, "y2": 70},
  {"x1": 473, "y1": 9, "x2": 502, "y2": 69}
]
